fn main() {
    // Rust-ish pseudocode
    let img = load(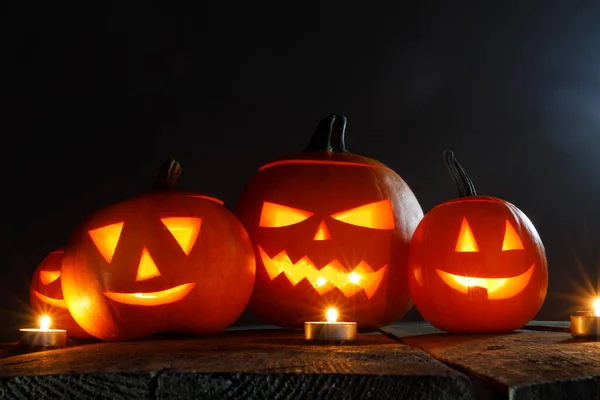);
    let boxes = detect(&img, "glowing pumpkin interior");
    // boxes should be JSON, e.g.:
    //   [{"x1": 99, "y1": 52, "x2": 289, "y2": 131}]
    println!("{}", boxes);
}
[
  {"x1": 33, "y1": 268, "x2": 67, "y2": 309},
  {"x1": 435, "y1": 217, "x2": 533, "y2": 300},
  {"x1": 258, "y1": 199, "x2": 394, "y2": 298},
  {"x1": 87, "y1": 217, "x2": 203, "y2": 306}
]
